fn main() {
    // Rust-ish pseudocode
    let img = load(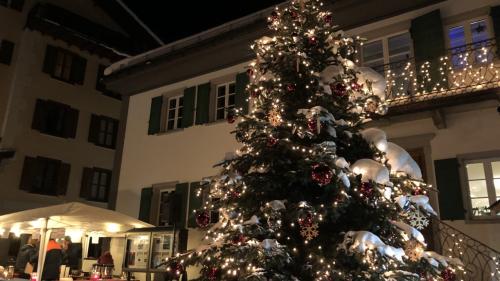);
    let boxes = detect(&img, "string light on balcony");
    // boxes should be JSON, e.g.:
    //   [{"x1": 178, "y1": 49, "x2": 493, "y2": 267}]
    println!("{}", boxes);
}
[{"x1": 384, "y1": 40, "x2": 499, "y2": 105}]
